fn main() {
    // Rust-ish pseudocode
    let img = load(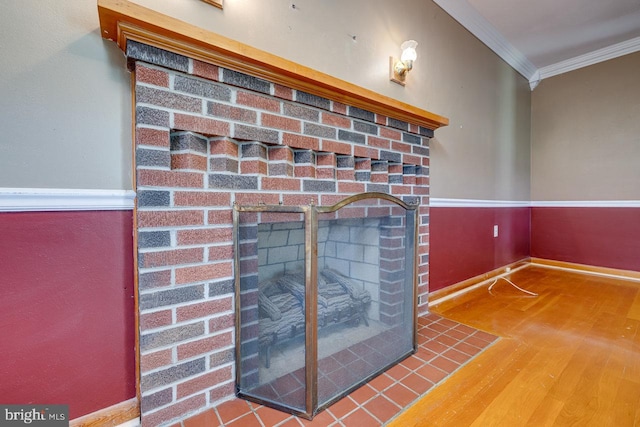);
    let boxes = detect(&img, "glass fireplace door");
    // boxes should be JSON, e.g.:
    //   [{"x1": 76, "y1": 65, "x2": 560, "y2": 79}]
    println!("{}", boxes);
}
[{"x1": 234, "y1": 193, "x2": 418, "y2": 419}]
